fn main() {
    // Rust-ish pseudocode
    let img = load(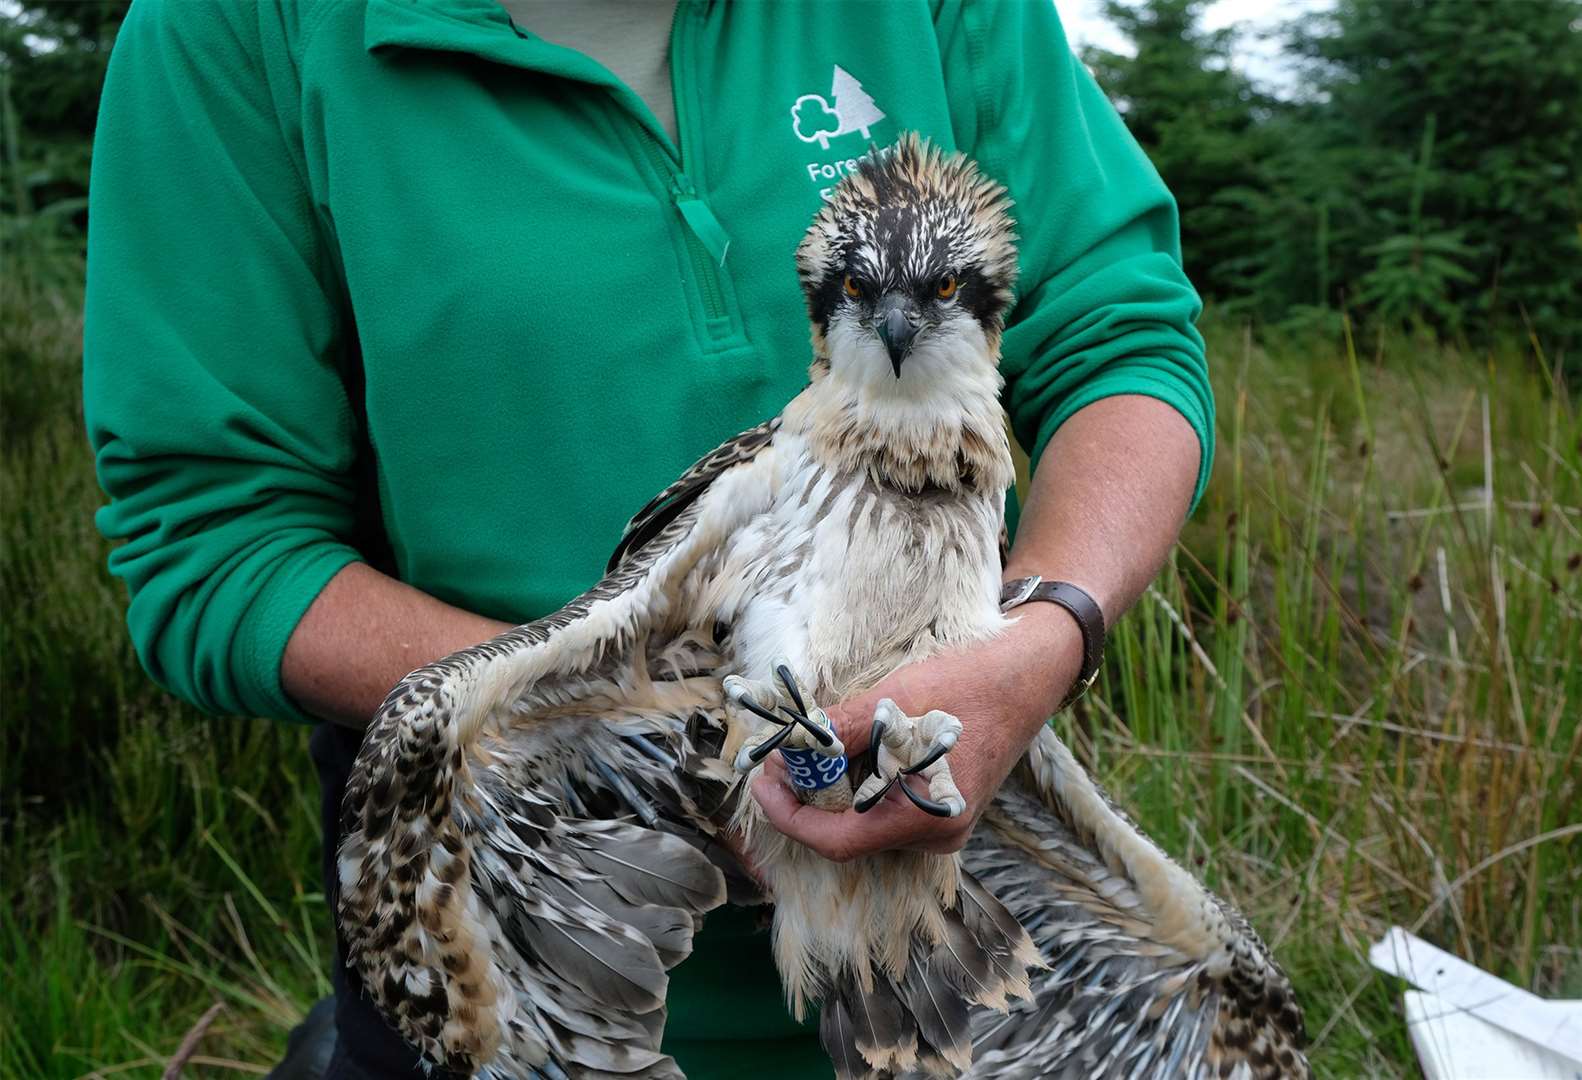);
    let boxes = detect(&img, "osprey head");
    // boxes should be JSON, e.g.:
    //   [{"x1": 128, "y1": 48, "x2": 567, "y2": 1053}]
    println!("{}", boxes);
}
[{"x1": 795, "y1": 134, "x2": 1018, "y2": 381}]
